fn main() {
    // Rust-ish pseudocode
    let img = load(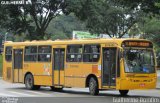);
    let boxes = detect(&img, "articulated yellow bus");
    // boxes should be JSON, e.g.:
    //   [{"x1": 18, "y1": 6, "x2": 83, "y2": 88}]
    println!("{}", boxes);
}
[{"x1": 3, "y1": 38, "x2": 157, "y2": 96}]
